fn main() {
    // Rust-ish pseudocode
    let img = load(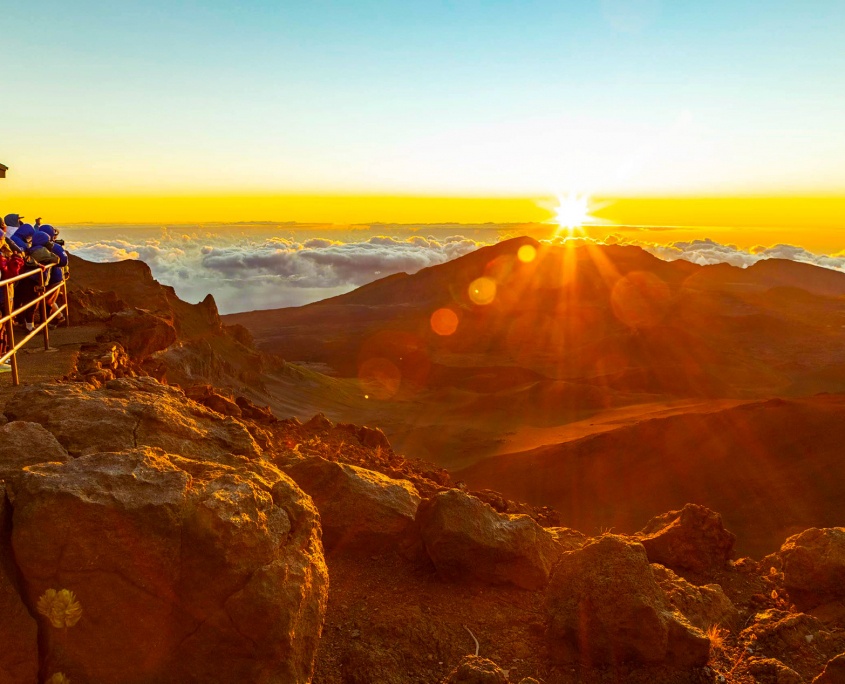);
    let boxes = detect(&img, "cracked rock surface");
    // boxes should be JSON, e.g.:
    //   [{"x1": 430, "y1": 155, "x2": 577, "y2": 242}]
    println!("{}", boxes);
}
[{"x1": 7, "y1": 447, "x2": 328, "y2": 684}]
